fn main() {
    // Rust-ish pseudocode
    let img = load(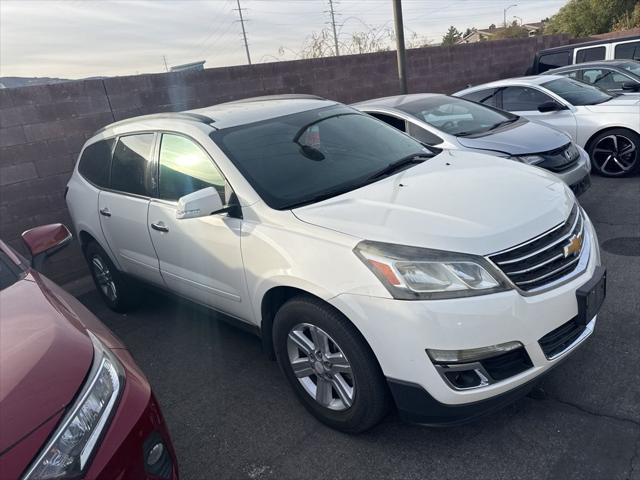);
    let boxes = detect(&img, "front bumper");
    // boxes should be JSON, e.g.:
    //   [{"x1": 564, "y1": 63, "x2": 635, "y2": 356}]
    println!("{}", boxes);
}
[
  {"x1": 85, "y1": 348, "x2": 178, "y2": 480},
  {"x1": 330, "y1": 214, "x2": 602, "y2": 421},
  {"x1": 560, "y1": 146, "x2": 592, "y2": 196}
]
